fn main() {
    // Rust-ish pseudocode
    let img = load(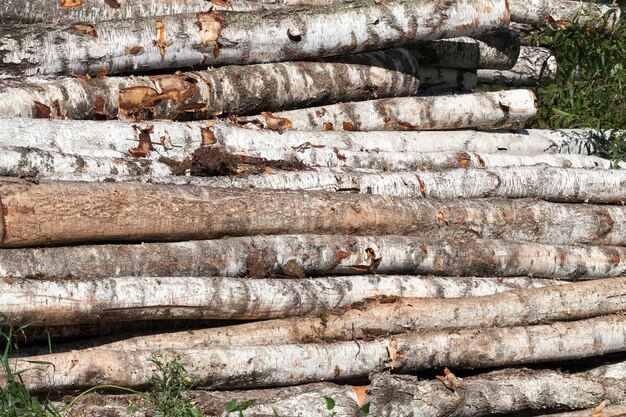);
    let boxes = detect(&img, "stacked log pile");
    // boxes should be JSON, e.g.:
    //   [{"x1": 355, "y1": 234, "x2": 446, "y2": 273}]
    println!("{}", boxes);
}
[{"x1": 0, "y1": 0, "x2": 624, "y2": 416}]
